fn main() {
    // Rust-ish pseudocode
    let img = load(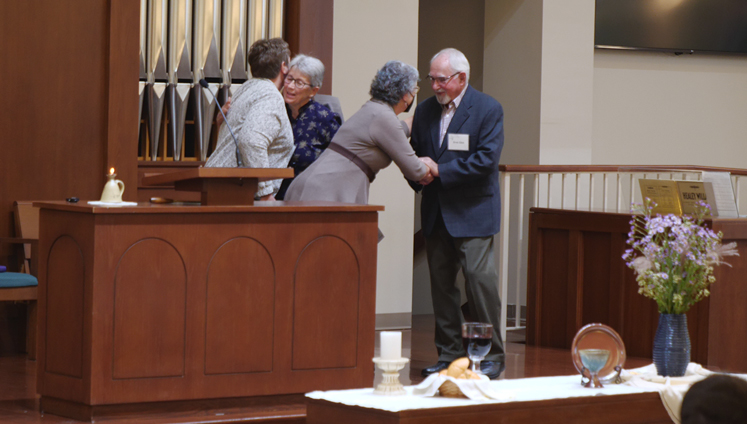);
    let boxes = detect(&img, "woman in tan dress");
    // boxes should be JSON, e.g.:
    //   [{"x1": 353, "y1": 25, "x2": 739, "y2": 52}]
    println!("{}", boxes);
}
[{"x1": 283, "y1": 60, "x2": 429, "y2": 205}]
